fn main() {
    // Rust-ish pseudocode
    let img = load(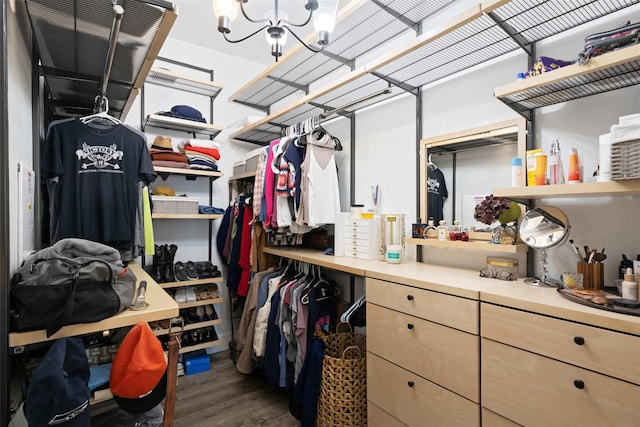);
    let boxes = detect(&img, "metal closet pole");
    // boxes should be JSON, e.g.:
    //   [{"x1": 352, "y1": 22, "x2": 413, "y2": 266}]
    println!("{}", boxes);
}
[{"x1": 95, "y1": 2, "x2": 124, "y2": 112}]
